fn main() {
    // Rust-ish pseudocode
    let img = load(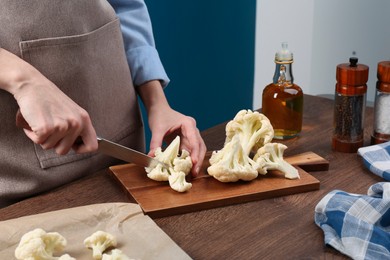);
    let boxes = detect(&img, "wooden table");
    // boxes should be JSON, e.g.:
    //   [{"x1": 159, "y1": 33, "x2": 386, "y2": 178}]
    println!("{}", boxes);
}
[{"x1": 0, "y1": 95, "x2": 382, "y2": 259}]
